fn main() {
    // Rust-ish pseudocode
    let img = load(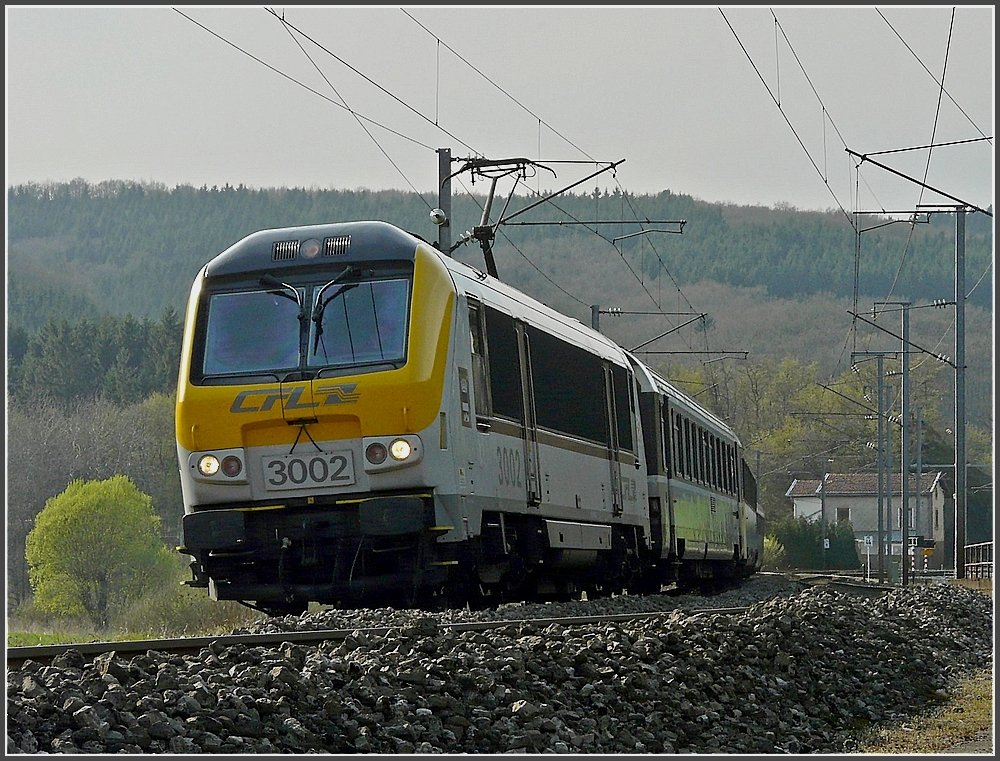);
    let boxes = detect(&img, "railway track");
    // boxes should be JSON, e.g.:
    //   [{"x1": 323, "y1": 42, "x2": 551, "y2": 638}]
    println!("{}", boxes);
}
[
  {"x1": 7, "y1": 606, "x2": 749, "y2": 669},
  {"x1": 7, "y1": 572, "x2": 894, "y2": 669}
]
